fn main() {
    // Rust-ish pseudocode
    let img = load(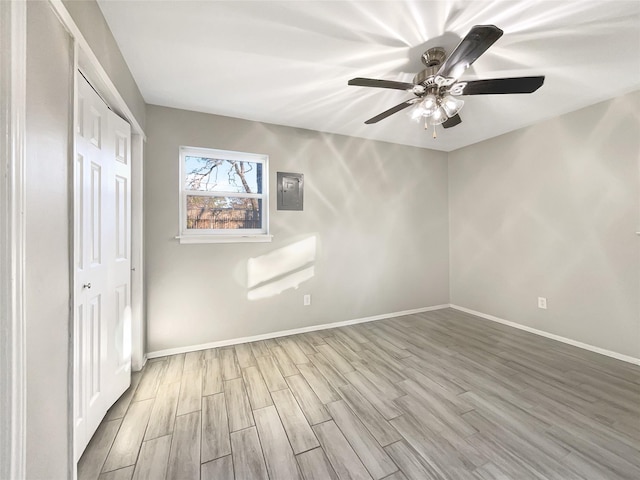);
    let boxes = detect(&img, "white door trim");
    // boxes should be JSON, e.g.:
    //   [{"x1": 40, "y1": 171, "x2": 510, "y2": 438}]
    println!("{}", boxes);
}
[
  {"x1": 0, "y1": 0, "x2": 27, "y2": 479},
  {"x1": 130, "y1": 133, "x2": 146, "y2": 372}
]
